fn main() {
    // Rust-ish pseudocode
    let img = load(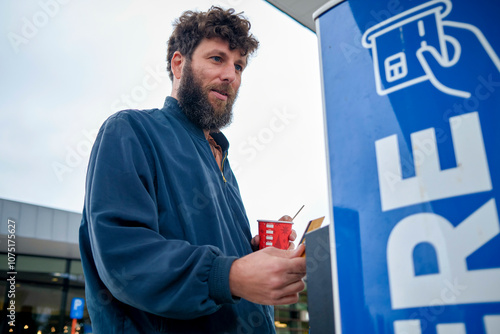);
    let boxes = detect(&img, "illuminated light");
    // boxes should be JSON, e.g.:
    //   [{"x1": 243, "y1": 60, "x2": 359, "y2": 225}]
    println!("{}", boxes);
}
[
  {"x1": 24, "y1": 325, "x2": 29, "y2": 329},
  {"x1": 9, "y1": 329, "x2": 13, "y2": 332},
  {"x1": 51, "y1": 327, "x2": 56, "y2": 332},
  {"x1": 300, "y1": 310, "x2": 309, "y2": 322},
  {"x1": 274, "y1": 321, "x2": 288, "y2": 328},
  {"x1": 54, "y1": 272, "x2": 62, "y2": 277},
  {"x1": 52, "y1": 278, "x2": 59, "y2": 282},
  {"x1": 37, "y1": 331, "x2": 42, "y2": 334}
]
